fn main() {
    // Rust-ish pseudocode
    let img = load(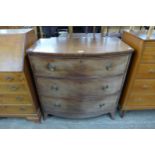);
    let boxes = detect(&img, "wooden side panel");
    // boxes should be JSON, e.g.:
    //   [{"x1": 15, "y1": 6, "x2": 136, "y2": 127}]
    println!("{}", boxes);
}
[
  {"x1": 120, "y1": 32, "x2": 144, "y2": 109},
  {"x1": 25, "y1": 30, "x2": 37, "y2": 49},
  {"x1": 23, "y1": 30, "x2": 40, "y2": 117},
  {"x1": 0, "y1": 34, "x2": 25, "y2": 71},
  {"x1": 23, "y1": 58, "x2": 40, "y2": 112}
]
